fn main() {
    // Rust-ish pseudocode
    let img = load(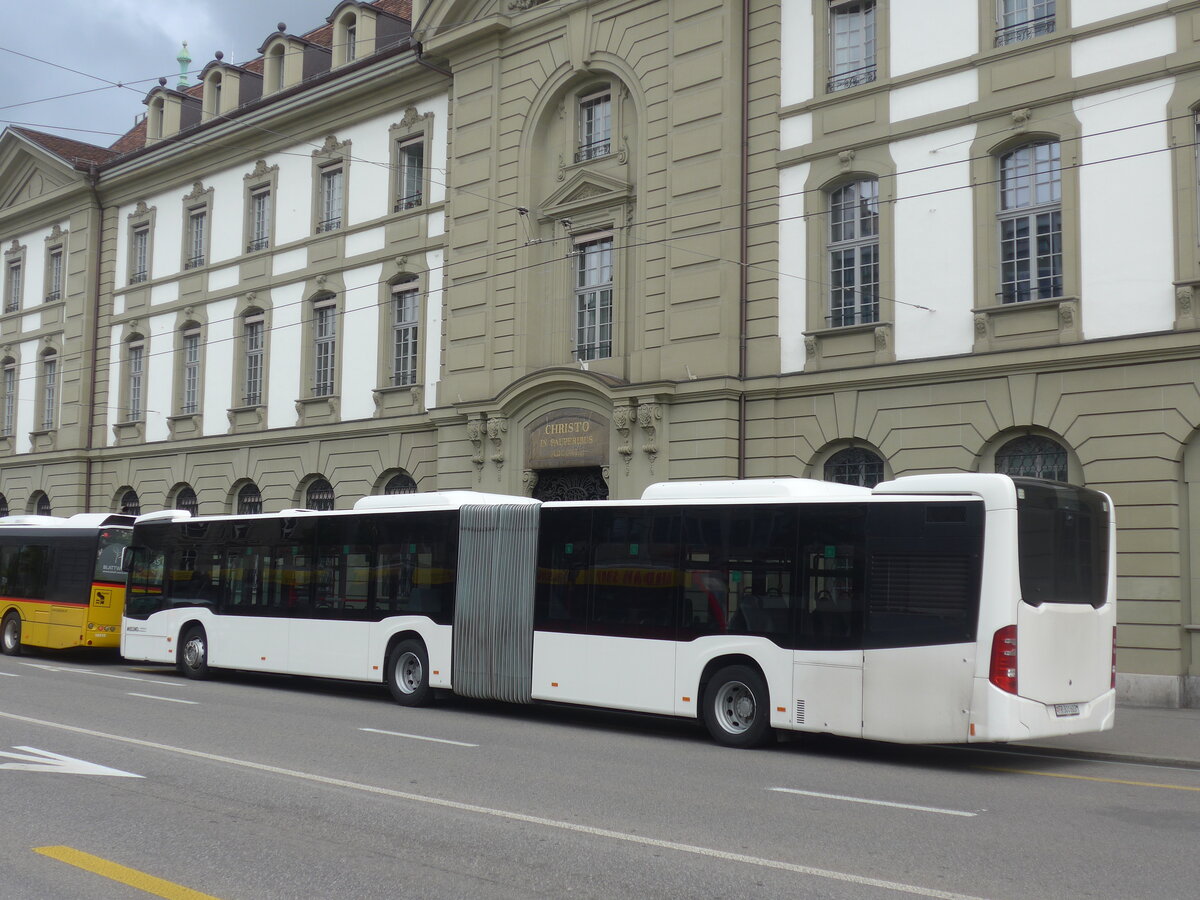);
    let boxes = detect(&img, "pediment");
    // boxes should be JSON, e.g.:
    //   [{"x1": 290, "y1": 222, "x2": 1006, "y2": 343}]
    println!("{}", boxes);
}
[
  {"x1": 540, "y1": 170, "x2": 632, "y2": 221},
  {"x1": 0, "y1": 135, "x2": 85, "y2": 213},
  {"x1": 415, "y1": 1, "x2": 509, "y2": 52}
]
